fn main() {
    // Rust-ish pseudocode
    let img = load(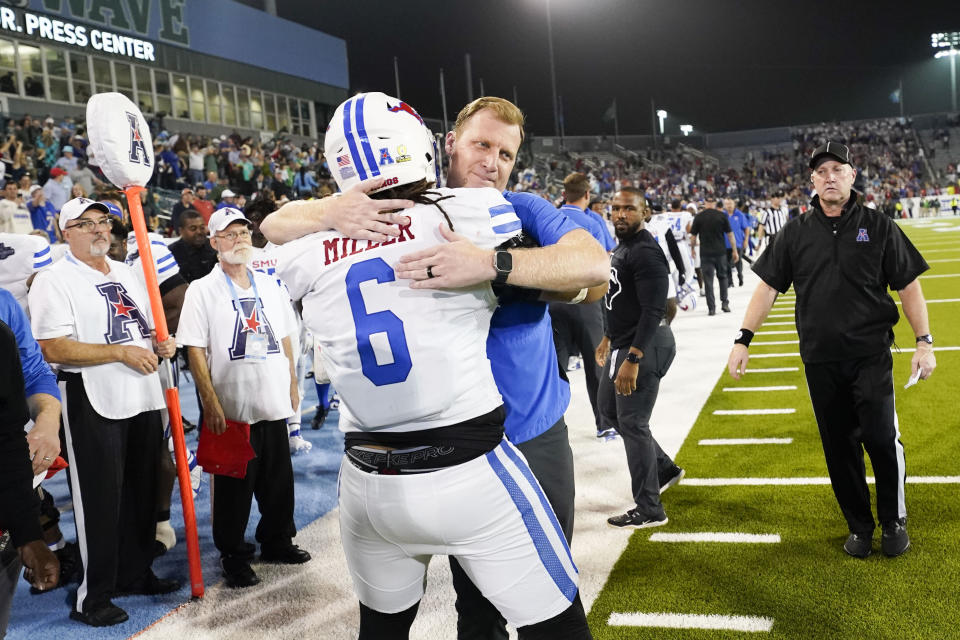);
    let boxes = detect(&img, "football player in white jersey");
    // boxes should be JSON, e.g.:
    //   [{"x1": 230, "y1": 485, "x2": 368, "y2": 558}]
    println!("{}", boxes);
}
[
  {"x1": 28, "y1": 198, "x2": 179, "y2": 627},
  {"x1": 0, "y1": 231, "x2": 53, "y2": 314},
  {"x1": 274, "y1": 93, "x2": 590, "y2": 639}
]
